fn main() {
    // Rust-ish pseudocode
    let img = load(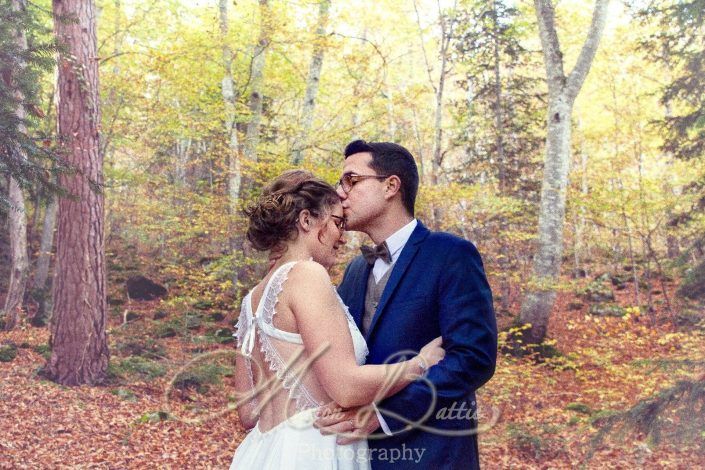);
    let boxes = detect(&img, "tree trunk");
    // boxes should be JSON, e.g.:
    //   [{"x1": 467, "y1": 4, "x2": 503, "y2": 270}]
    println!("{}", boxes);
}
[
  {"x1": 292, "y1": 0, "x2": 330, "y2": 165},
  {"x1": 2, "y1": 0, "x2": 31, "y2": 331},
  {"x1": 31, "y1": 197, "x2": 57, "y2": 293},
  {"x1": 519, "y1": 0, "x2": 609, "y2": 345},
  {"x1": 421, "y1": 0, "x2": 457, "y2": 229},
  {"x1": 242, "y1": 0, "x2": 269, "y2": 183},
  {"x1": 174, "y1": 137, "x2": 191, "y2": 188},
  {"x1": 218, "y1": 0, "x2": 245, "y2": 293},
  {"x1": 235, "y1": 0, "x2": 270, "y2": 290},
  {"x1": 48, "y1": 0, "x2": 109, "y2": 386},
  {"x1": 28, "y1": 195, "x2": 57, "y2": 326},
  {"x1": 219, "y1": 0, "x2": 241, "y2": 212}
]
